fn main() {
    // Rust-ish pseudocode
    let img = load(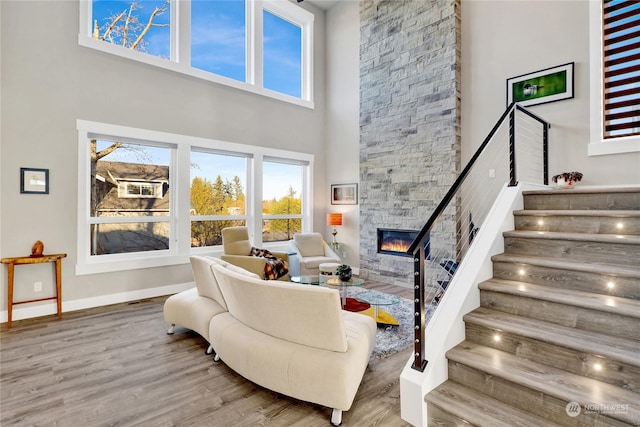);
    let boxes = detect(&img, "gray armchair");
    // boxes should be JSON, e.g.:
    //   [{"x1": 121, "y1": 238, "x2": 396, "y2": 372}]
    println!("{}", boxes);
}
[{"x1": 288, "y1": 232, "x2": 341, "y2": 277}]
